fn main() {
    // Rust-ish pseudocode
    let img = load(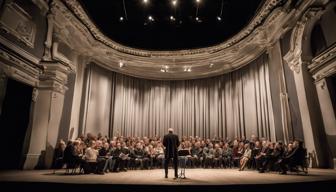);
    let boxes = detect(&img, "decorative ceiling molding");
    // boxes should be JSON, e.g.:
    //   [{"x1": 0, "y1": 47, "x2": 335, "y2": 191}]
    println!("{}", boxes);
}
[
  {"x1": 49, "y1": 0, "x2": 319, "y2": 80},
  {"x1": 62, "y1": 0, "x2": 283, "y2": 57}
]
